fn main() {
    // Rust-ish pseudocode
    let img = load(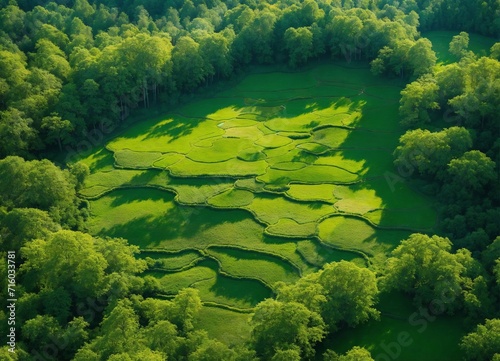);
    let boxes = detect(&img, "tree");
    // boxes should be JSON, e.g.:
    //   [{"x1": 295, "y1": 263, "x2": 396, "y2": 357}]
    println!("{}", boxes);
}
[
  {"x1": 393, "y1": 127, "x2": 472, "y2": 179},
  {"x1": 188, "y1": 339, "x2": 237, "y2": 361},
  {"x1": 251, "y1": 299, "x2": 326, "y2": 360},
  {"x1": 490, "y1": 42, "x2": 500, "y2": 60},
  {"x1": 328, "y1": 15, "x2": 363, "y2": 61},
  {"x1": 169, "y1": 288, "x2": 203, "y2": 334},
  {"x1": 449, "y1": 32, "x2": 470, "y2": 59},
  {"x1": 41, "y1": 113, "x2": 74, "y2": 151},
  {"x1": 383, "y1": 233, "x2": 474, "y2": 311},
  {"x1": 408, "y1": 38, "x2": 437, "y2": 77},
  {"x1": 32, "y1": 39, "x2": 71, "y2": 80},
  {"x1": 460, "y1": 319, "x2": 500, "y2": 361},
  {"x1": 399, "y1": 75, "x2": 440, "y2": 126},
  {"x1": 172, "y1": 36, "x2": 206, "y2": 92},
  {"x1": 323, "y1": 346, "x2": 374, "y2": 361},
  {"x1": 20, "y1": 230, "x2": 108, "y2": 298},
  {"x1": 446, "y1": 150, "x2": 497, "y2": 193},
  {"x1": 84, "y1": 300, "x2": 142, "y2": 359},
  {"x1": 271, "y1": 347, "x2": 301, "y2": 361},
  {"x1": 0, "y1": 108, "x2": 36, "y2": 157},
  {"x1": 317, "y1": 261, "x2": 379, "y2": 330},
  {"x1": 0, "y1": 208, "x2": 60, "y2": 251},
  {"x1": 284, "y1": 27, "x2": 313, "y2": 67}
]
